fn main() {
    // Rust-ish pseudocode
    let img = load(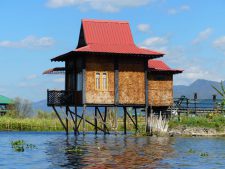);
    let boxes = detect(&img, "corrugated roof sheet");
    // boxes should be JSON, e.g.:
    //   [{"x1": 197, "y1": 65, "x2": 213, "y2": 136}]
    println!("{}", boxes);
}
[
  {"x1": 52, "y1": 19, "x2": 164, "y2": 61},
  {"x1": 148, "y1": 60, "x2": 183, "y2": 74},
  {"x1": 0, "y1": 95, "x2": 13, "y2": 104},
  {"x1": 43, "y1": 67, "x2": 65, "y2": 74}
]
